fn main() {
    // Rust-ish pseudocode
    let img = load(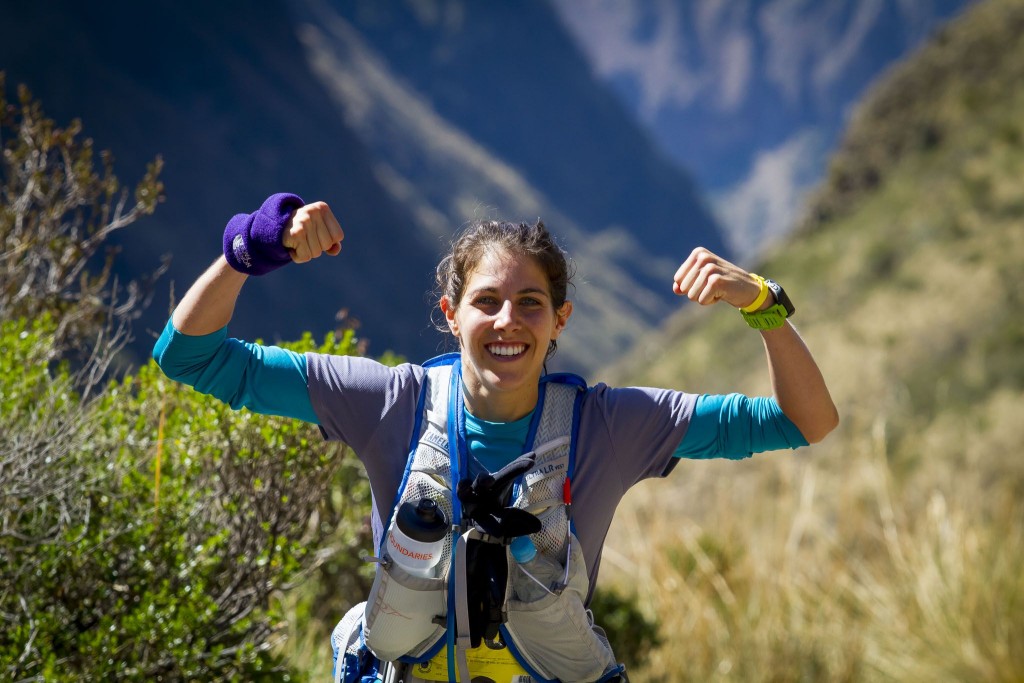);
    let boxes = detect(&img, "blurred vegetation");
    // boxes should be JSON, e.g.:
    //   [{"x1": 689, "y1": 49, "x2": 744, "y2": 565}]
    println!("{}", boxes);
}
[
  {"x1": 589, "y1": 587, "x2": 663, "y2": 673},
  {"x1": 606, "y1": 0, "x2": 1024, "y2": 680},
  {"x1": 0, "y1": 74, "x2": 166, "y2": 375},
  {"x1": 7, "y1": 0, "x2": 1024, "y2": 678},
  {"x1": 0, "y1": 317, "x2": 372, "y2": 681},
  {"x1": 0, "y1": 74, "x2": 373, "y2": 681}
]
